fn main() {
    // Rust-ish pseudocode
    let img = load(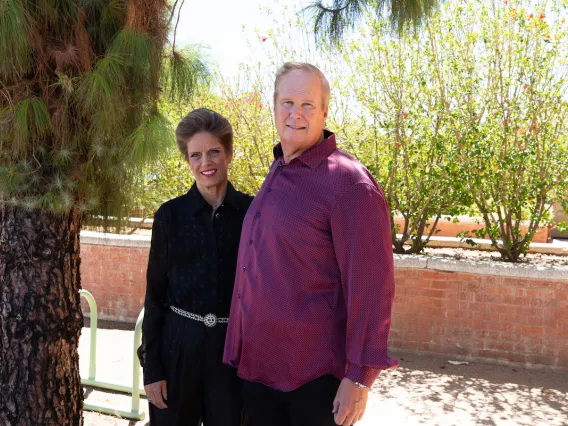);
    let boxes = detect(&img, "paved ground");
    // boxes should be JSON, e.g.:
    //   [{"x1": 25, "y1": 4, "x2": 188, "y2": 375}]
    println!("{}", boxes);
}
[{"x1": 80, "y1": 327, "x2": 568, "y2": 426}]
